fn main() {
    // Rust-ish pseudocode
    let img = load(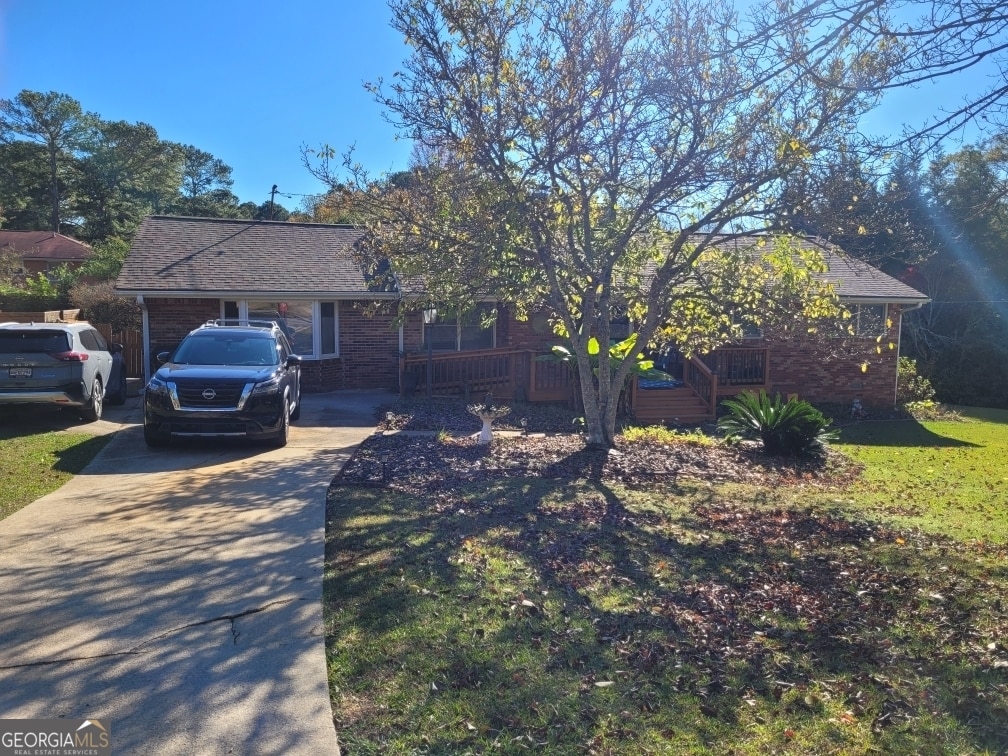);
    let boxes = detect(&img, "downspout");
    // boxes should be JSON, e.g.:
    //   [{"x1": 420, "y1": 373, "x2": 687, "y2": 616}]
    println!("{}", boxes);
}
[
  {"x1": 894, "y1": 301, "x2": 927, "y2": 407},
  {"x1": 137, "y1": 295, "x2": 151, "y2": 384}
]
